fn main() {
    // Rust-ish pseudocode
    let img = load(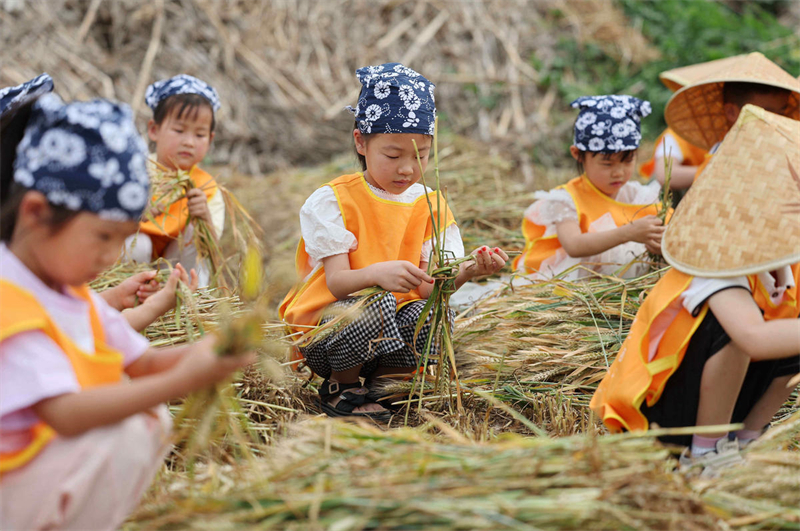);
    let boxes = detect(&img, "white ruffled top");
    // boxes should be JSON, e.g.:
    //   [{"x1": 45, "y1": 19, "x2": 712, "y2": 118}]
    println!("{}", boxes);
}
[
  {"x1": 299, "y1": 180, "x2": 464, "y2": 280},
  {"x1": 521, "y1": 180, "x2": 661, "y2": 280}
]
